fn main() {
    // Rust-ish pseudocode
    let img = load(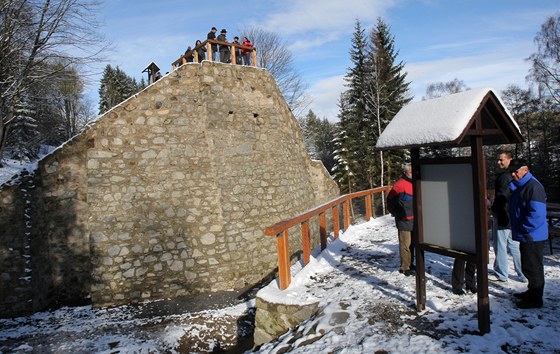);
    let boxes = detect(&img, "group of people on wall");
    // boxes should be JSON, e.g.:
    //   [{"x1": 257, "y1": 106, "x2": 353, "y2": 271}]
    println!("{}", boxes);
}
[
  {"x1": 387, "y1": 150, "x2": 548, "y2": 310},
  {"x1": 181, "y1": 27, "x2": 254, "y2": 66}
]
